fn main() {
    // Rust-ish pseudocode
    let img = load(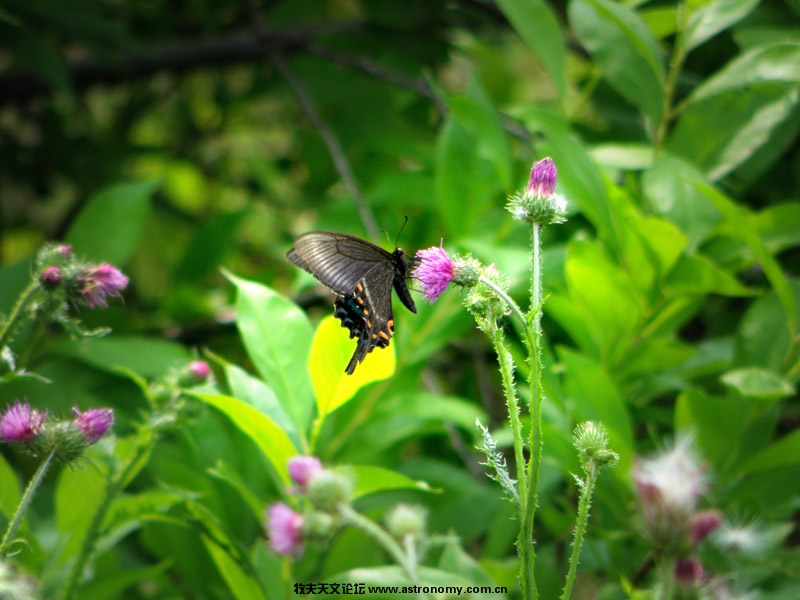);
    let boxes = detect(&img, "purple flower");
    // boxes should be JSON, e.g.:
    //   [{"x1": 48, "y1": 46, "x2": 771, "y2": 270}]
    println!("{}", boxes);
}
[
  {"x1": 412, "y1": 244, "x2": 455, "y2": 302},
  {"x1": 674, "y1": 558, "x2": 704, "y2": 587},
  {"x1": 690, "y1": 509, "x2": 723, "y2": 546},
  {"x1": 0, "y1": 400, "x2": 46, "y2": 443},
  {"x1": 41, "y1": 266, "x2": 62, "y2": 289},
  {"x1": 267, "y1": 502, "x2": 304, "y2": 557},
  {"x1": 78, "y1": 263, "x2": 129, "y2": 309},
  {"x1": 56, "y1": 244, "x2": 73, "y2": 257},
  {"x1": 288, "y1": 455, "x2": 324, "y2": 491},
  {"x1": 72, "y1": 406, "x2": 114, "y2": 444},
  {"x1": 527, "y1": 157, "x2": 557, "y2": 197},
  {"x1": 188, "y1": 361, "x2": 211, "y2": 382}
]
